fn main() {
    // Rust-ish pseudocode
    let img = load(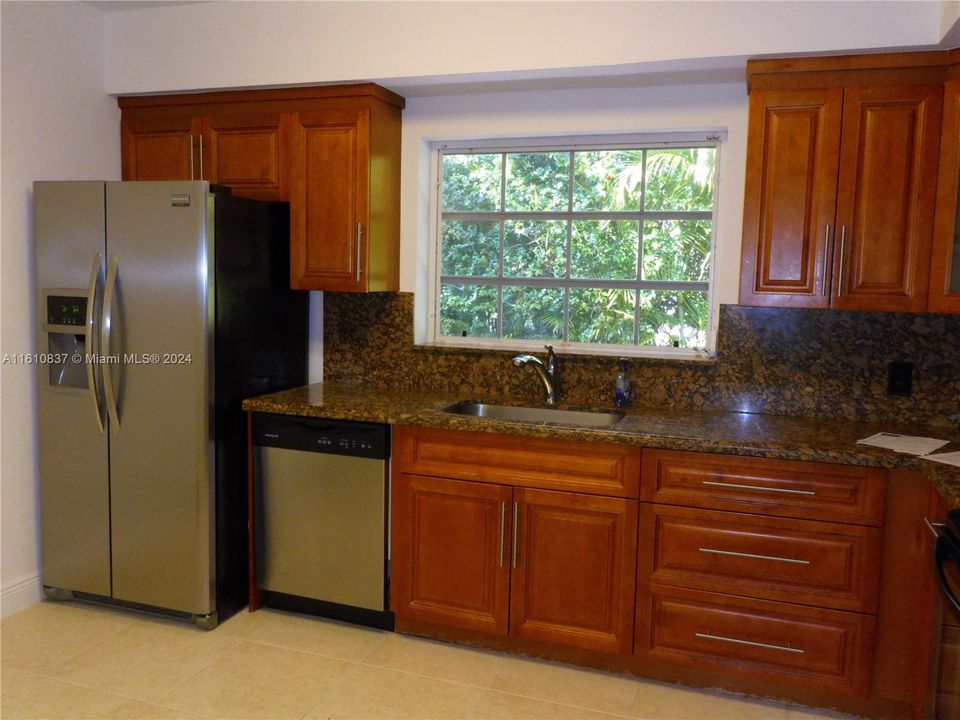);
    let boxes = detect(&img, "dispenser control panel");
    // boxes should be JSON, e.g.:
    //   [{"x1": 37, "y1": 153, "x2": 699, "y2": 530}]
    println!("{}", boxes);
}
[{"x1": 47, "y1": 295, "x2": 87, "y2": 327}]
